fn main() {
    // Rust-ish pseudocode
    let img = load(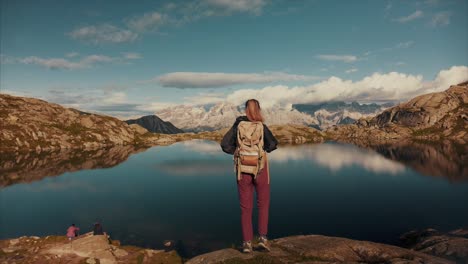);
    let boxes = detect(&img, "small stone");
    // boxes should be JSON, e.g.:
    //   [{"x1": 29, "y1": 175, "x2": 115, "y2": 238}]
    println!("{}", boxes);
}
[
  {"x1": 9, "y1": 238, "x2": 19, "y2": 246},
  {"x1": 113, "y1": 248, "x2": 128, "y2": 257},
  {"x1": 86, "y1": 258, "x2": 96, "y2": 264}
]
